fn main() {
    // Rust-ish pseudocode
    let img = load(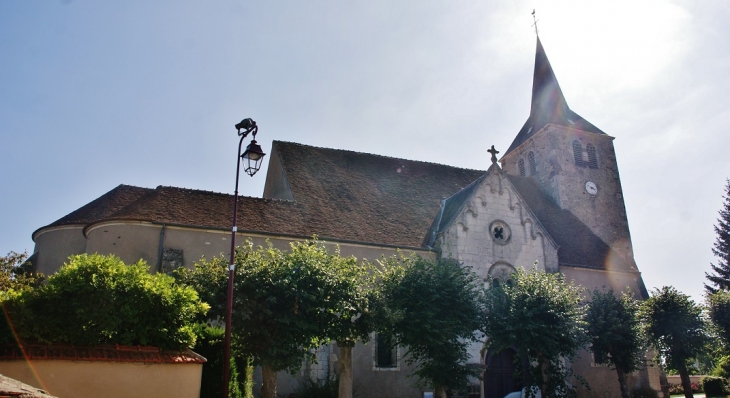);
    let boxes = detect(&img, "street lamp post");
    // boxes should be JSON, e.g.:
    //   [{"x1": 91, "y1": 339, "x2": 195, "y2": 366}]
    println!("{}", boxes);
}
[{"x1": 223, "y1": 118, "x2": 266, "y2": 398}]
